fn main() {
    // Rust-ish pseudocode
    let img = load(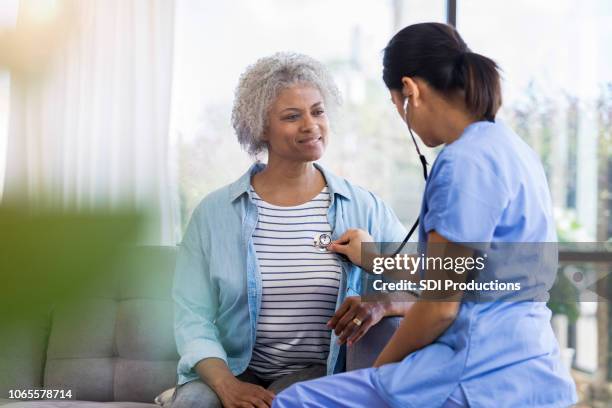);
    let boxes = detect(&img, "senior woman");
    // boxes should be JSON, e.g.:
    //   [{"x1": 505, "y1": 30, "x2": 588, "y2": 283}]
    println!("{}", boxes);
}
[{"x1": 172, "y1": 52, "x2": 410, "y2": 408}]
